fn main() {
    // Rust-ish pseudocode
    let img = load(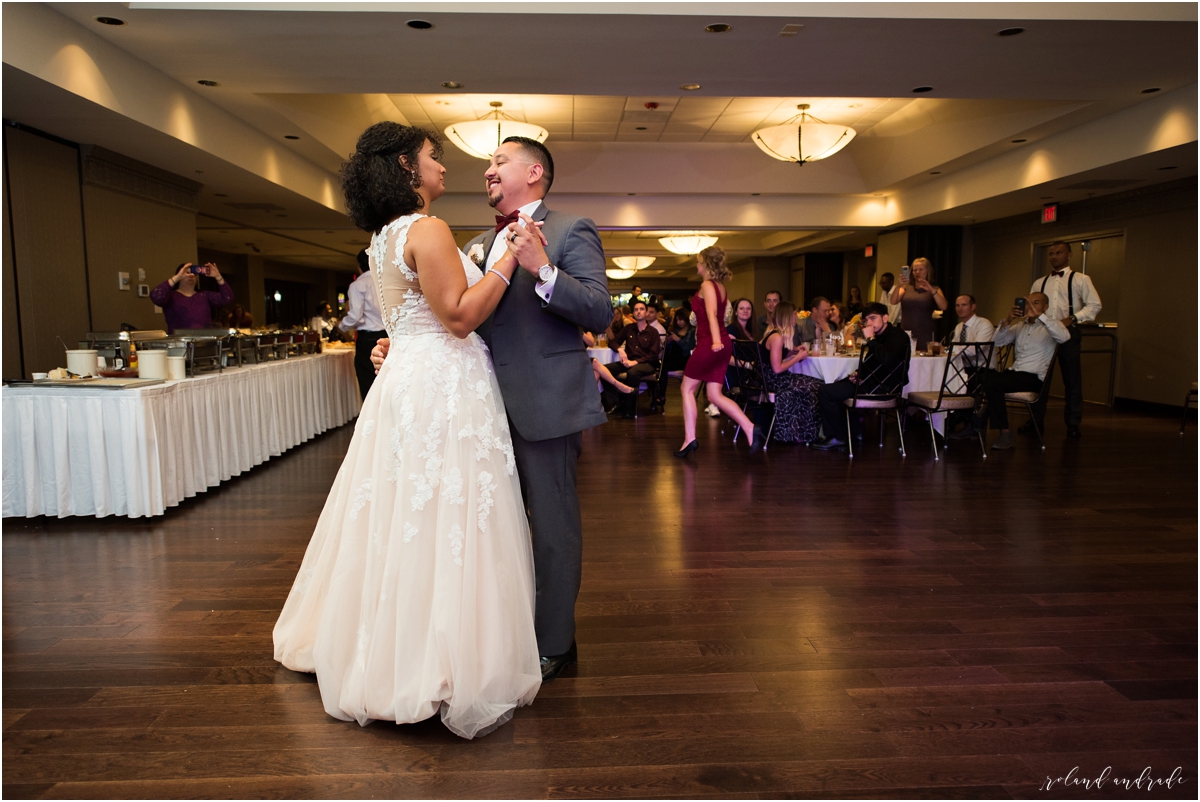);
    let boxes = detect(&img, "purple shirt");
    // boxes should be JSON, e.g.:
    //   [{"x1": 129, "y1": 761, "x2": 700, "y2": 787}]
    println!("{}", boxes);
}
[{"x1": 150, "y1": 279, "x2": 234, "y2": 334}]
